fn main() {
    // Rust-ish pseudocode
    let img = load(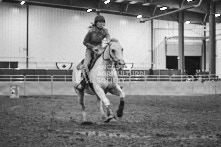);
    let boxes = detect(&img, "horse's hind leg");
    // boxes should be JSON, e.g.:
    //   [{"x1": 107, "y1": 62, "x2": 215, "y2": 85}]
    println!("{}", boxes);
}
[{"x1": 77, "y1": 91, "x2": 87, "y2": 122}]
